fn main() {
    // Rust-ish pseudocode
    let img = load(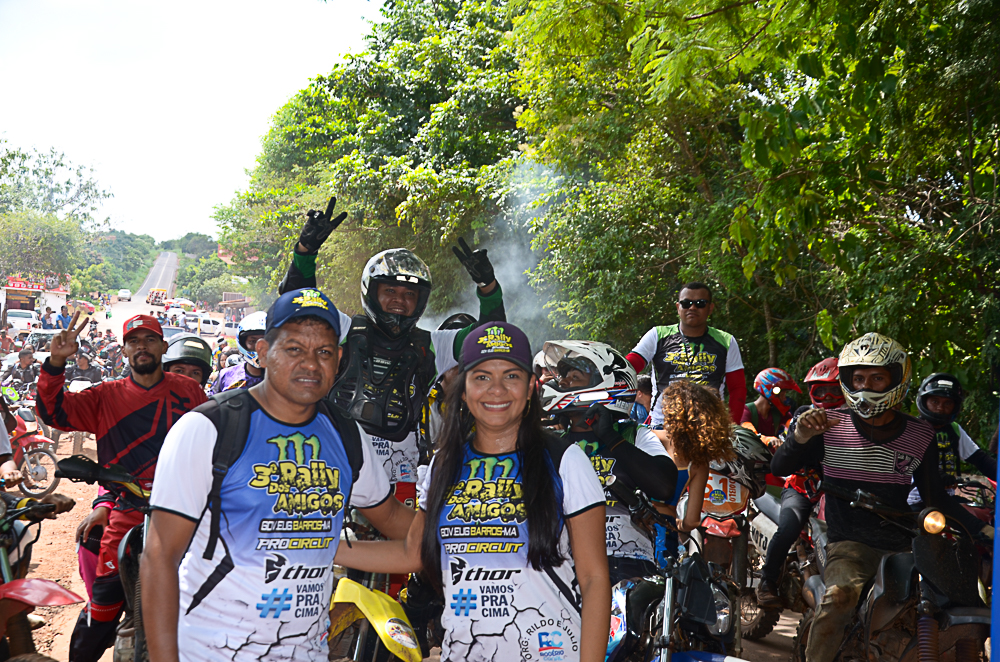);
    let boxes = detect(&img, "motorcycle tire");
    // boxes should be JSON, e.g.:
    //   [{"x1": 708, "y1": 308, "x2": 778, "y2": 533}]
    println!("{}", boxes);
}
[
  {"x1": 5, "y1": 612, "x2": 36, "y2": 657},
  {"x1": 18, "y1": 448, "x2": 60, "y2": 498},
  {"x1": 133, "y1": 573, "x2": 150, "y2": 662},
  {"x1": 790, "y1": 609, "x2": 813, "y2": 662},
  {"x1": 7, "y1": 656, "x2": 59, "y2": 662},
  {"x1": 740, "y1": 591, "x2": 781, "y2": 641}
]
